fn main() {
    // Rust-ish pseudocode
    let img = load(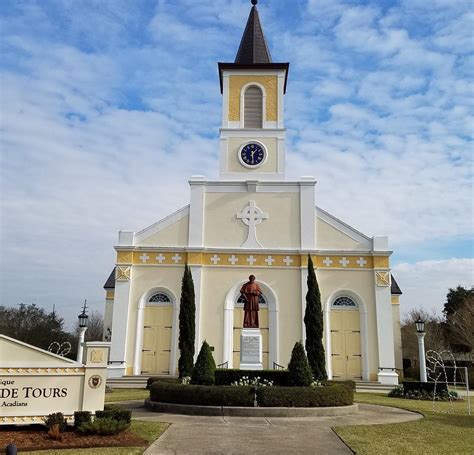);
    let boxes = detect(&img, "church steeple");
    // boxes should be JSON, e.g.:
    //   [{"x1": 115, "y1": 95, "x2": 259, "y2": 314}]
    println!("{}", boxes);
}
[
  {"x1": 235, "y1": 1, "x2": 272, "y2": 64},
  {"x1": 217, "y1": 0, "x2": 289, "y2": 180}
]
